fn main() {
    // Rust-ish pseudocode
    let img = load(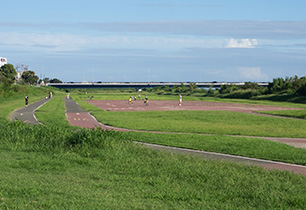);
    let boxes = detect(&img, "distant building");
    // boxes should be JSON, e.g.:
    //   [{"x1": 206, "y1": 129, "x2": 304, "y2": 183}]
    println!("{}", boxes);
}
[
  {"x1": 0, "y1": 57, "x2": 7, "y2": 67},
  {"x1": 16, "y1": 71, "x2": 23, "y2": 82}
]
